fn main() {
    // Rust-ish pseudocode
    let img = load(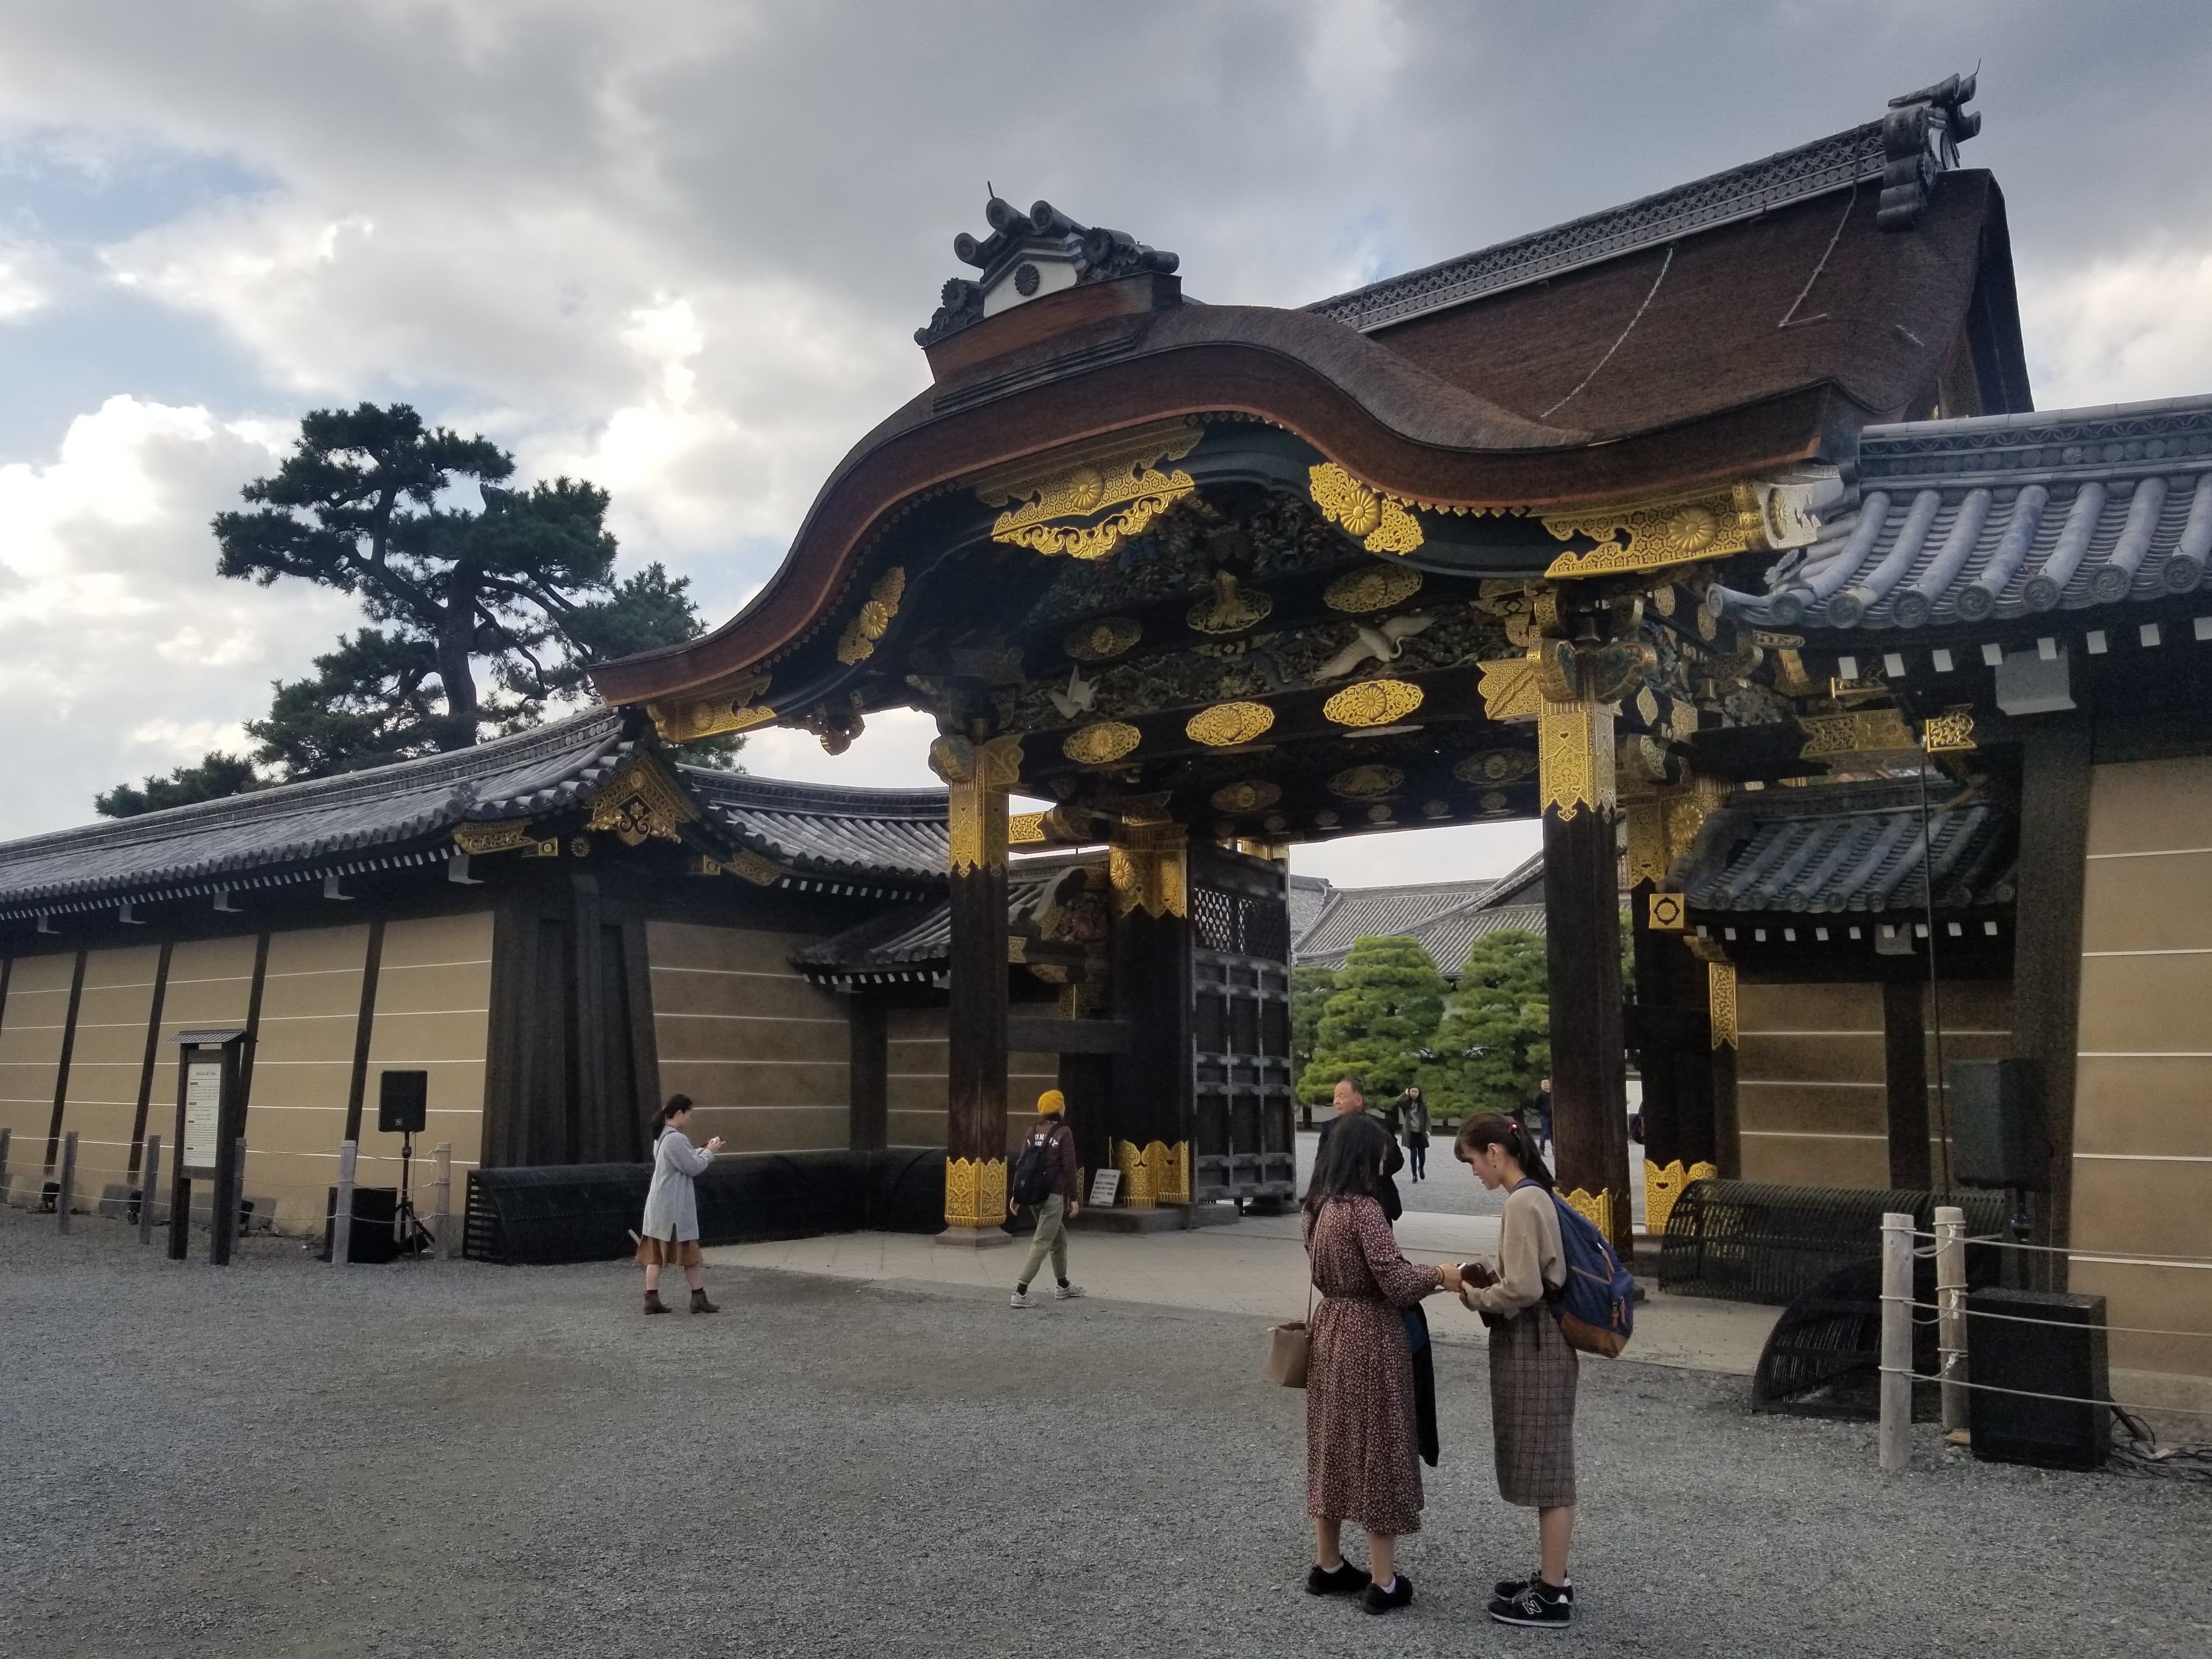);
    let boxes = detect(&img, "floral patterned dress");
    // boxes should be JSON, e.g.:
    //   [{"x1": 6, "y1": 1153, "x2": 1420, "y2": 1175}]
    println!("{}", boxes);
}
[{"x1": 1303, "y1": 1195, "x2": 1444, "y2": 1536}]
